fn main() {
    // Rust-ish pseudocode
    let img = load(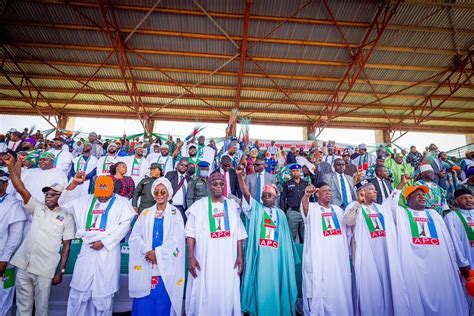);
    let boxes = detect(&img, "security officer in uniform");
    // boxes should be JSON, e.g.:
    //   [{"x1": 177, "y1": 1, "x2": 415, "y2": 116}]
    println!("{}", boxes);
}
[
  {"x1": 187, "y1": 161, "x2": 210, "y2": 207},
  {"x1": 280, "y1": 164, "x2": 308, "y2": 243},
  {"x1": 132, "y1": 163, "x2": 163, "y2": 214}
]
